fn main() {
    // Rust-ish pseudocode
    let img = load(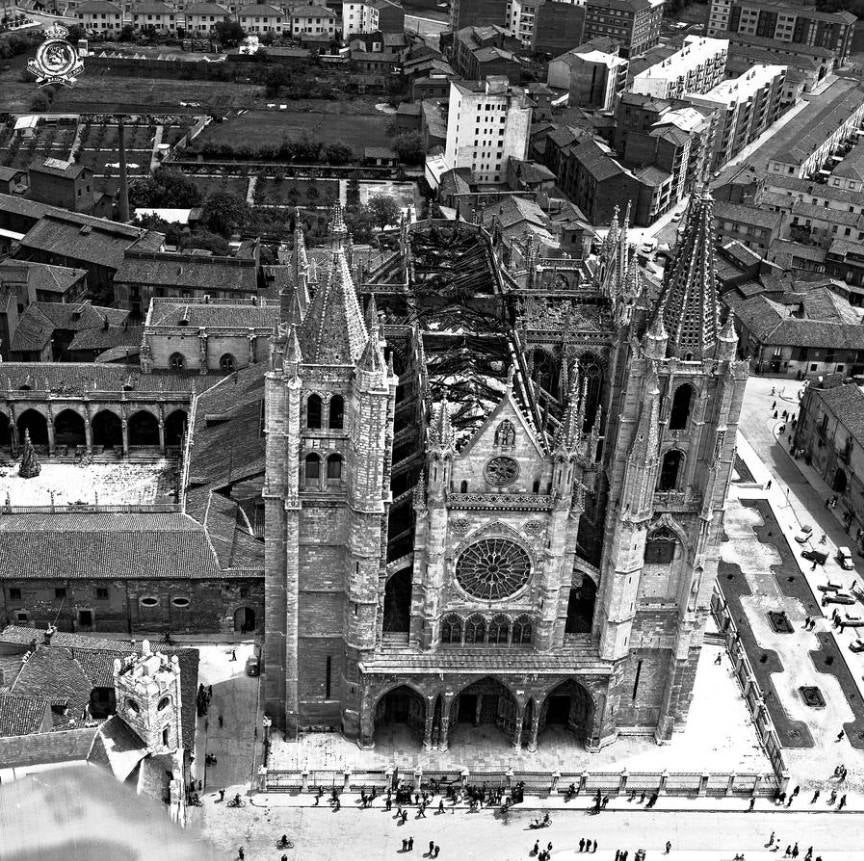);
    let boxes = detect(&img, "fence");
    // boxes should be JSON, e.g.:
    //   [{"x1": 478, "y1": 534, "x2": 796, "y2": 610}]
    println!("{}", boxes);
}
[
  {"x1": 710, "y1": 587, "x2": 790, "y2": 791},
  {"x1": 260, "y1": 766, "x2": 779, "y2": 798}
]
